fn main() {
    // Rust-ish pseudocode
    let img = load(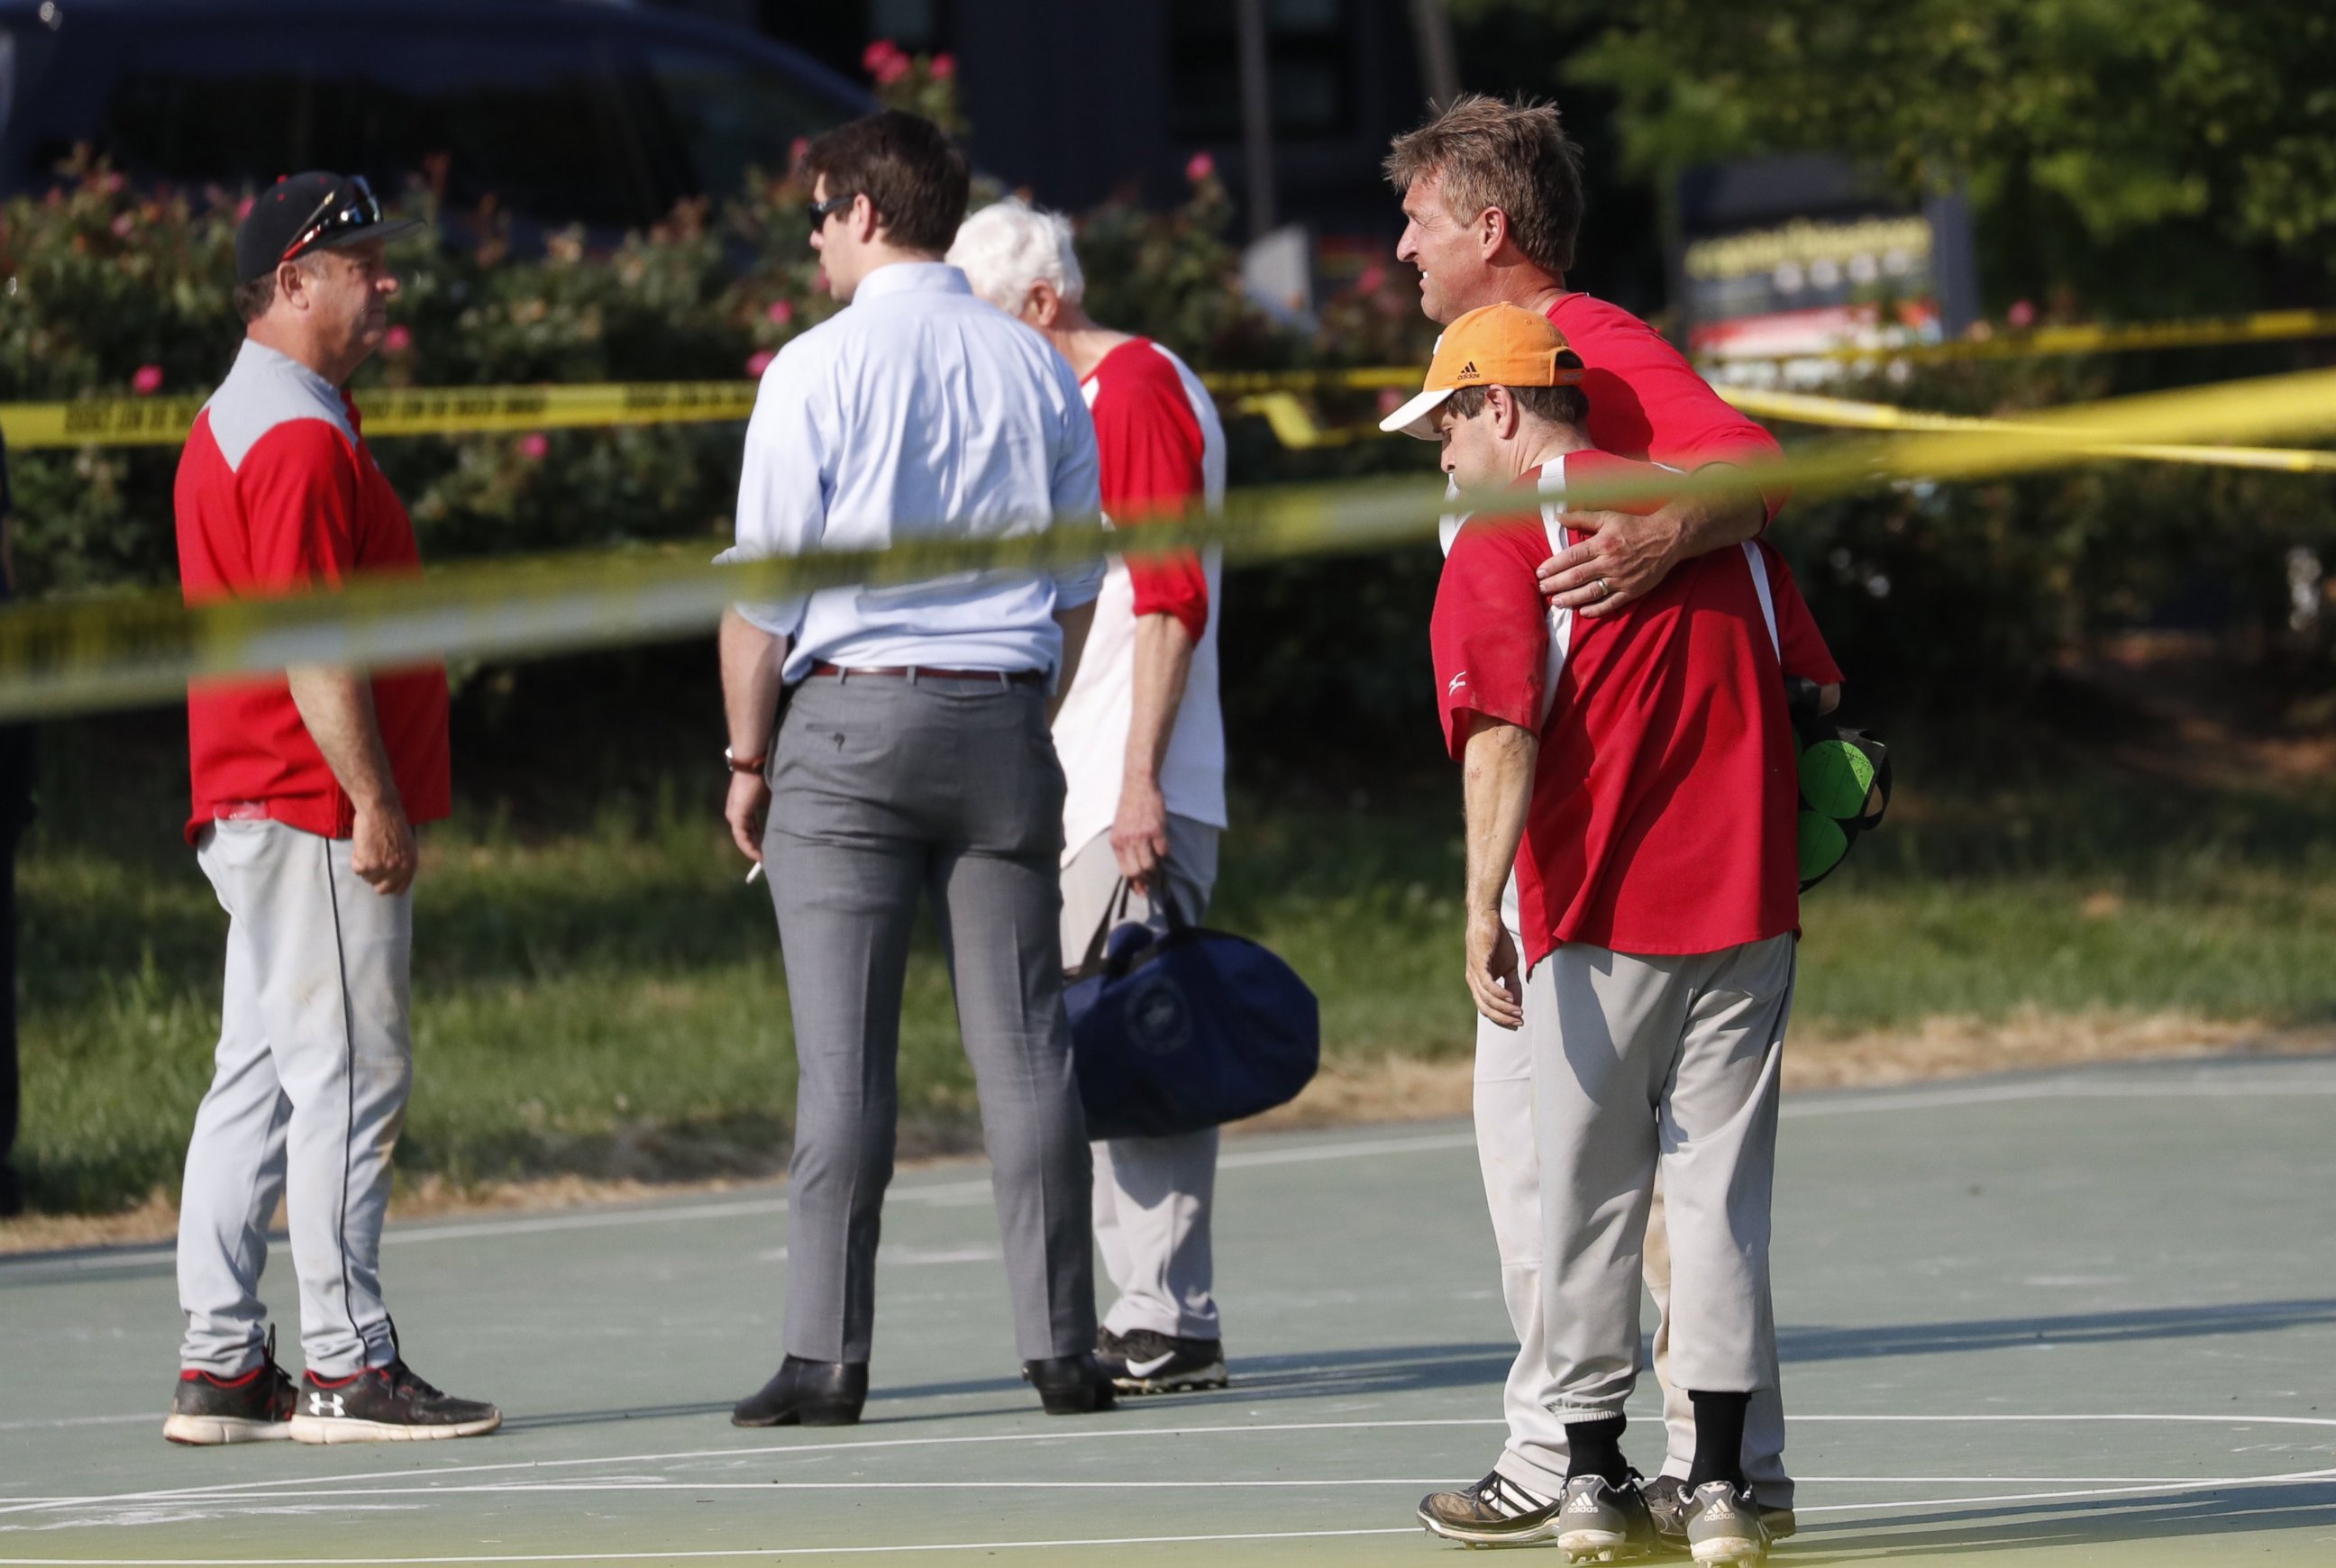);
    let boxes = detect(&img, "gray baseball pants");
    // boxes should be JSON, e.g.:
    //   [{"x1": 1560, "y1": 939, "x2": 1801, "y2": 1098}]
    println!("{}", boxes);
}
[
  {"x1": 178, "y1": 819, "x2": 411, "y2": 1379},
  {"x1": 1058, "y1": 816, "x2": 1222, "y2": 1341},
  {"x1": 762, "y1": 673, "x2": 1097, "y2": 1365},
  {"x1": 1481, "y1": 923, "x2": 1793, "y2": 1502}
]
